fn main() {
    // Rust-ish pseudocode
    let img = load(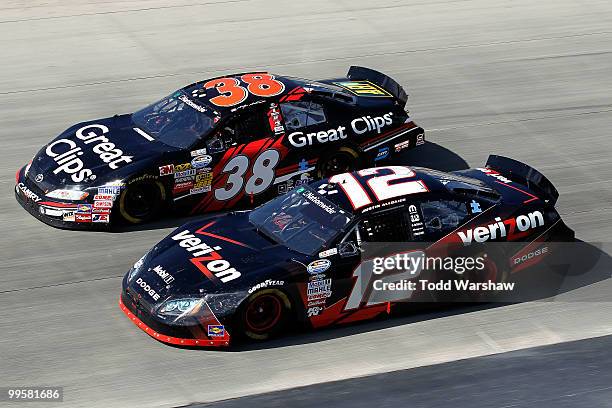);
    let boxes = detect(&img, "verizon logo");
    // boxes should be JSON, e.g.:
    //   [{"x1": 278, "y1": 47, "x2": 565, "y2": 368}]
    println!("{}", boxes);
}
[
  {"x1": 172, "y1": 229, "x2": 241, "y2": 283},
  {"x1": 457, "y1": 211, "x2": 544, "y2": 245}
]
